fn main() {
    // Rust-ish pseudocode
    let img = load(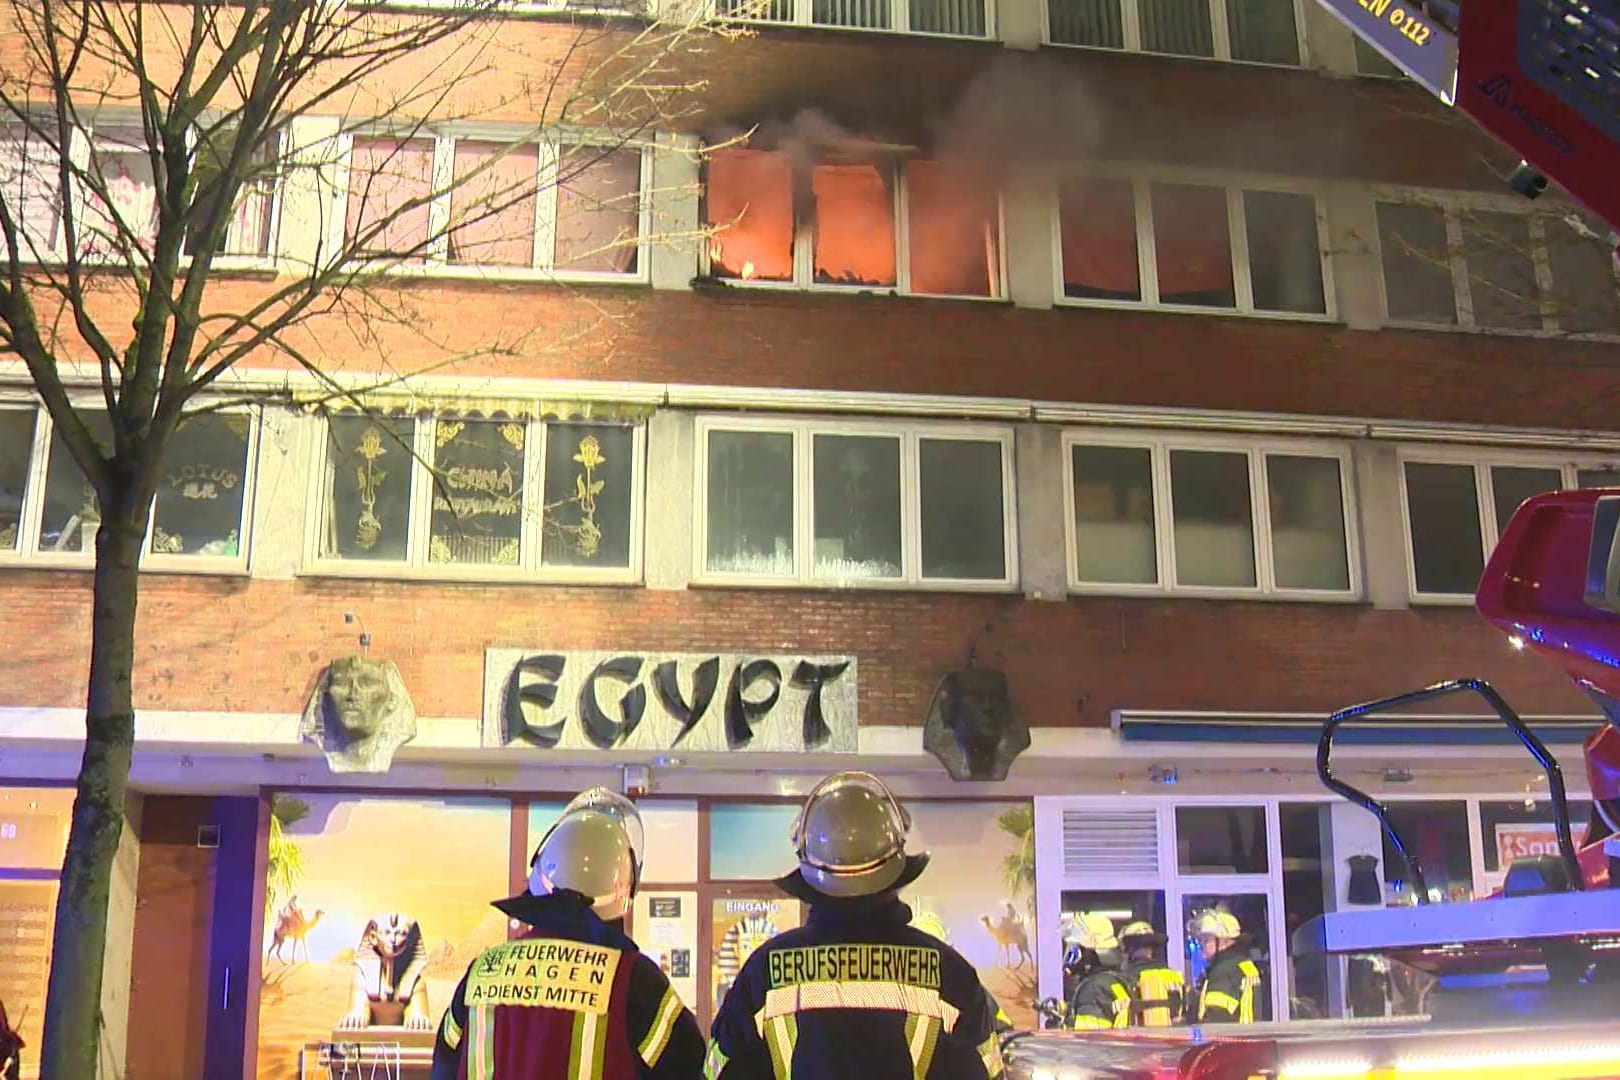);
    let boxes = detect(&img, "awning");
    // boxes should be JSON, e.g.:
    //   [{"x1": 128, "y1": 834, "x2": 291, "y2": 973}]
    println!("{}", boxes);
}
[
  {"x1": 293, "y1": 388, "x2": 654, "y2": 423},
  {"x1": 1115, "y1": 711, "x2": 1603, "y2": 747}
]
